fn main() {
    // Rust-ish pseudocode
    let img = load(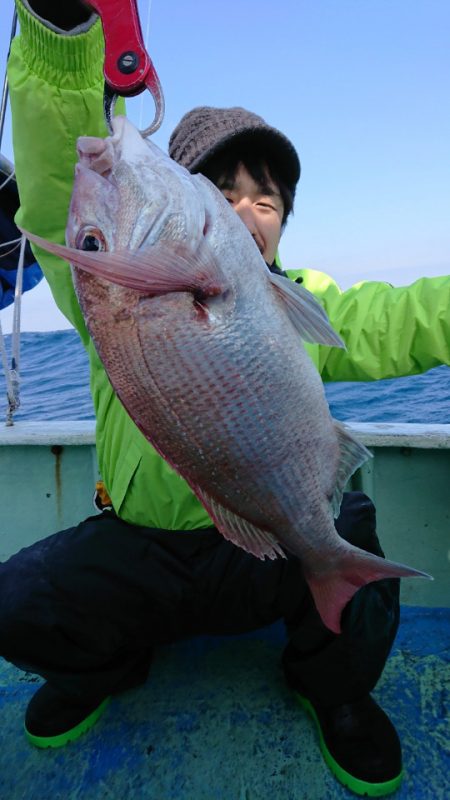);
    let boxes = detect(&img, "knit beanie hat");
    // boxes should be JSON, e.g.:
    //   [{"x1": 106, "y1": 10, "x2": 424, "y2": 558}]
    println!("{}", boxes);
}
[{"x1": 168, "y1": 106, "x2": 301, "y2": 197}]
